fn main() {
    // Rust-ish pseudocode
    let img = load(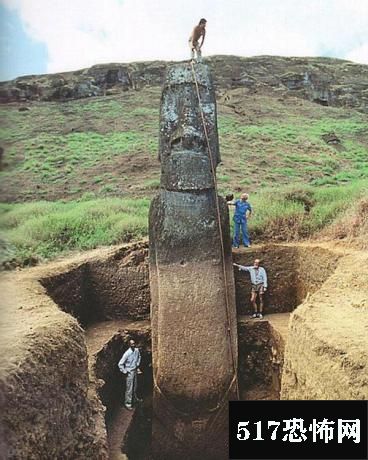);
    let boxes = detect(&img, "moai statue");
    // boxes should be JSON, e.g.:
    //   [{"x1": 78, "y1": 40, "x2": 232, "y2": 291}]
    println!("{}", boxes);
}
[{"x1": 149, "y1": 63, "x2": 238, "y2": 459}]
